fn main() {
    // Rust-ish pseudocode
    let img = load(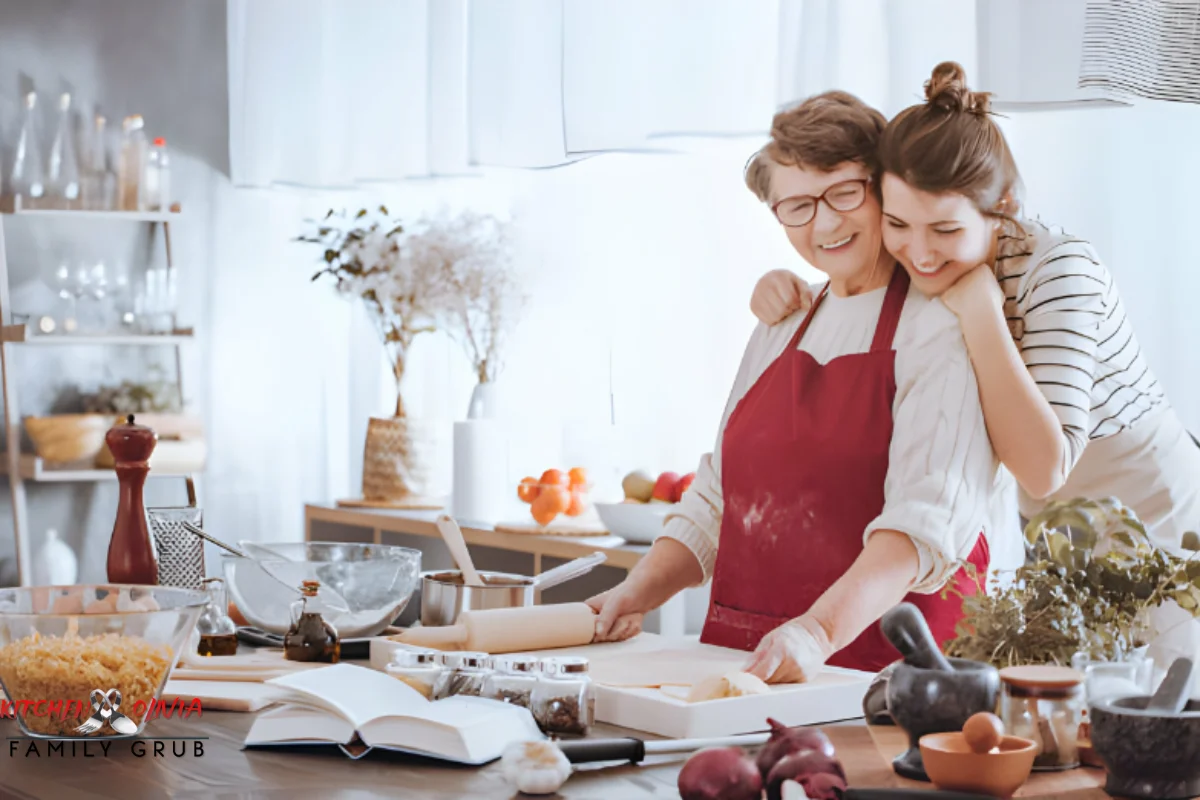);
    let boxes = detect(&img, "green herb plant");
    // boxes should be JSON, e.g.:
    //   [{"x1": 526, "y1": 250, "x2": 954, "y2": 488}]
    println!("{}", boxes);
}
[{"x1": 943, "y1": 497, "x2": 1200, "y2": 667}]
